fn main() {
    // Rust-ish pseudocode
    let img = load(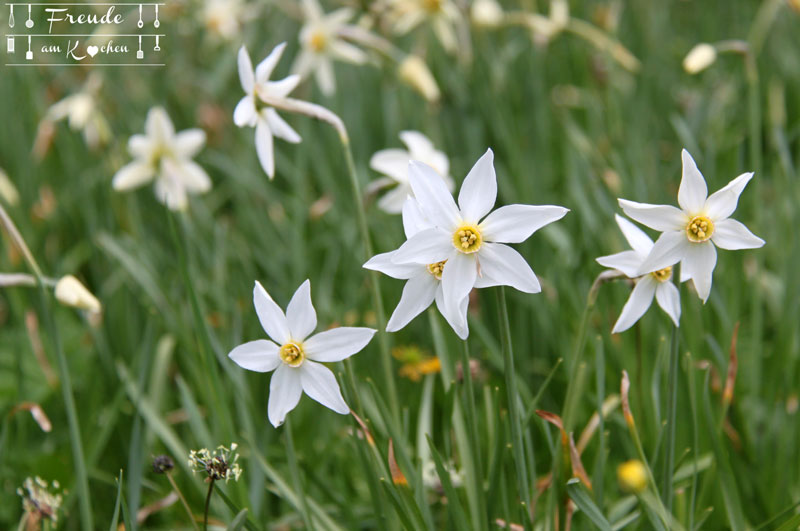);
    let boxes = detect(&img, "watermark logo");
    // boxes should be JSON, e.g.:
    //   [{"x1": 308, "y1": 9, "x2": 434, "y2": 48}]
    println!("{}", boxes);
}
[{"x1": 4, "y1": 2, "x2": 165, "y2": 66}]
